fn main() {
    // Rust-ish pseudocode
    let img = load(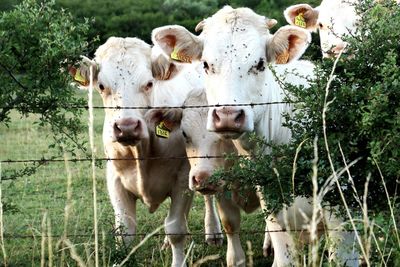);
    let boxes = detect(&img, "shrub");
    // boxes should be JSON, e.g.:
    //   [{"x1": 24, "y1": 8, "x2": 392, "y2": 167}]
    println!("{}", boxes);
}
[{"x1": 0, "y1": 0, "x2": 92, "y2": 159}]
